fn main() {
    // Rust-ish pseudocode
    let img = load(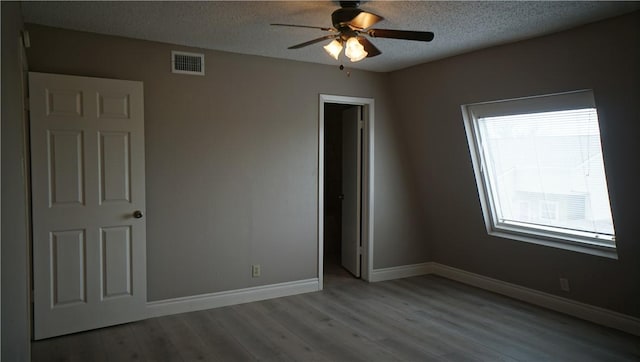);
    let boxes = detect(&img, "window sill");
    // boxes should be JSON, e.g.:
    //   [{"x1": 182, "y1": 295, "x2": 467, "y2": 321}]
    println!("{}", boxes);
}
[{"x1": 488, "y1": 230, "x2": 618, "y2": 260}]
